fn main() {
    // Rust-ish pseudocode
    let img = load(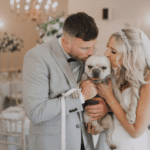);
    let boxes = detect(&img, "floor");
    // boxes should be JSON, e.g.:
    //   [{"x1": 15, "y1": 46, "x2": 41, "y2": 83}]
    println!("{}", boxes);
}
[{"x1": 0, "y1": 130, "x2": 150, "y2": 150}]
